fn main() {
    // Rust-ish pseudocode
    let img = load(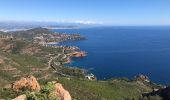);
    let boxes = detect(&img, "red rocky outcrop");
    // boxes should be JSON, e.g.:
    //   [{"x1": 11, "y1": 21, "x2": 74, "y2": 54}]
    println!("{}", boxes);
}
[{"x1": 11, "y1": 75, "x2": 41, "y2": 91}]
